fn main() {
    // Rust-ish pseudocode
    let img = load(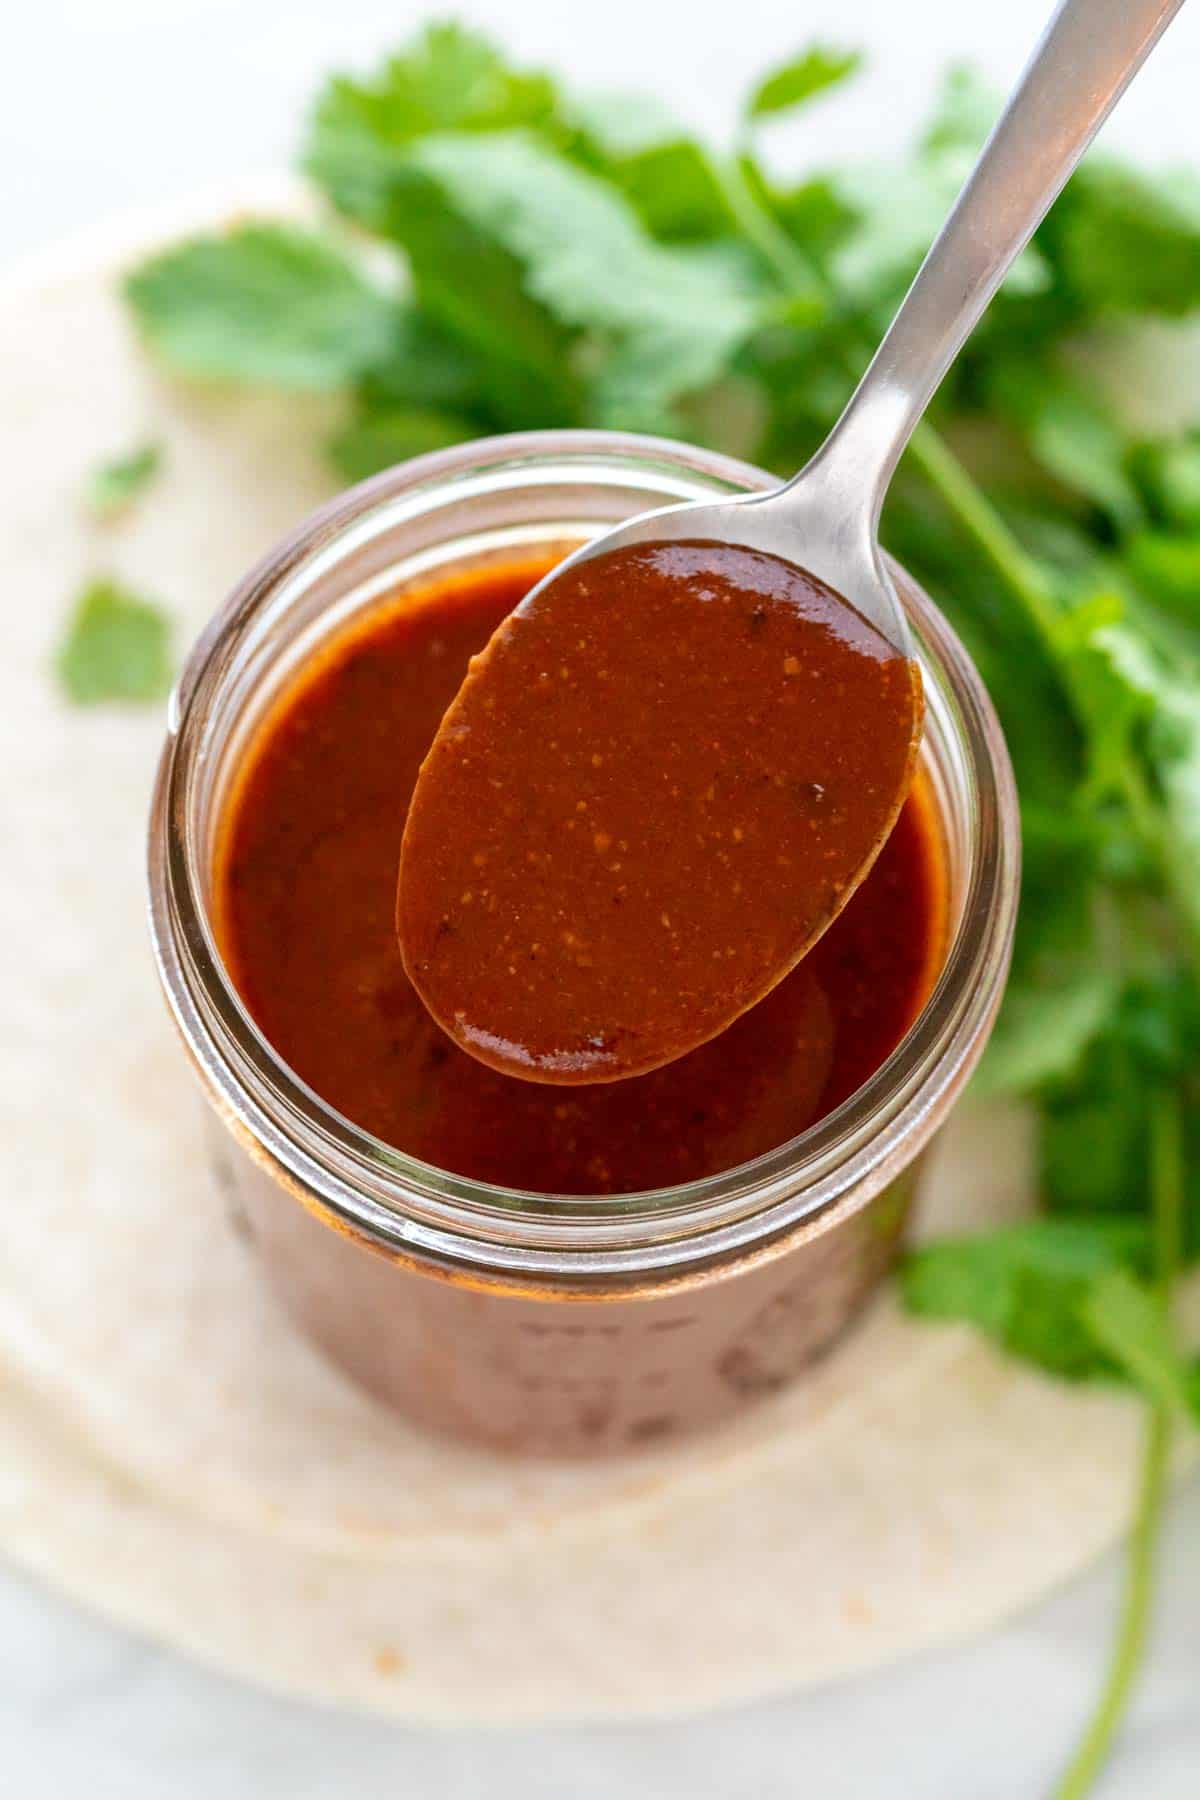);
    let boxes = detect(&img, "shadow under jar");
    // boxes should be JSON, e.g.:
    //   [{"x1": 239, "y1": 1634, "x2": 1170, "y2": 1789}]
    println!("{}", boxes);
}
[{"x1": 148, "y1": 431, "x2": 1019, "y2": 1457}]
